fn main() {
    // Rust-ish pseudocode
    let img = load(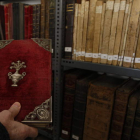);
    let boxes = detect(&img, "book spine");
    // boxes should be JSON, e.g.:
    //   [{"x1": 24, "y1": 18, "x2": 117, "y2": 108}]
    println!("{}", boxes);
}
[
  {"x1": 112, "y1": 0, "x2": 126, "y2": 66},
  {"x1": 92, "y1": 1, "x2": 103, "y2": 63},
  {"x1": 118, "y1": 0, "x2": 130, "y2": 66},
  {"x1": 98, "y1": 3, "x2": 106, "y2": 63},
  {"x1": 4, "y1": 4, "x2": 9, "y2": 40},
  {"x1": 16, "y1": 3, "x2": 20, "y2": 40},
  {"x1": 45, "y1": 0, "x2": 49, "y2": 39},
  {"x1": 32, "y1": 5, "x2": 37, "y2": 38},
  {"x1": 0, "y1": 6, "x2": 5, "y2": 40},
  {"x1": 8, "y1": 3, "x2": 13, "y2": 39},
  {"x1": 19, "y1": 3, "x2": 24, "y2": 40},
  {"x1": 36, "y1": 4, "x2": 41, "y2": 38},
  {"x1": 72, "y1": 3, "x2": 79, "y2": 60},
  {"x1": 64, "y1": 0, "x2": 75, "y2": 59},
  {"x1": 123, "y1": 0, "x2": 140, "y2": 67},
  {"x1": 85, "y1": 0, "x2": 97, "y2": 62},
  {"x1": 80, "y1": 1, "x2": 89, "y2": 61},
  {"x1": 107, "y1": 0, "x2": 120, "y2": 65},
  {"x1": 40, "y1": 0, "x2": 46, "y2": 38},
  {"x1": 24, "y1": 6, "x2": 29, "y2": 39},
  {"x1": 100, "y1": 0, "x2": 114, "y2": 64},
  {"x1": 49, "y1": 0, "x2": 55, "y2": 56},
  {"x1": 28, "y1": 6, "x2": 33, "y2": 39}
]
